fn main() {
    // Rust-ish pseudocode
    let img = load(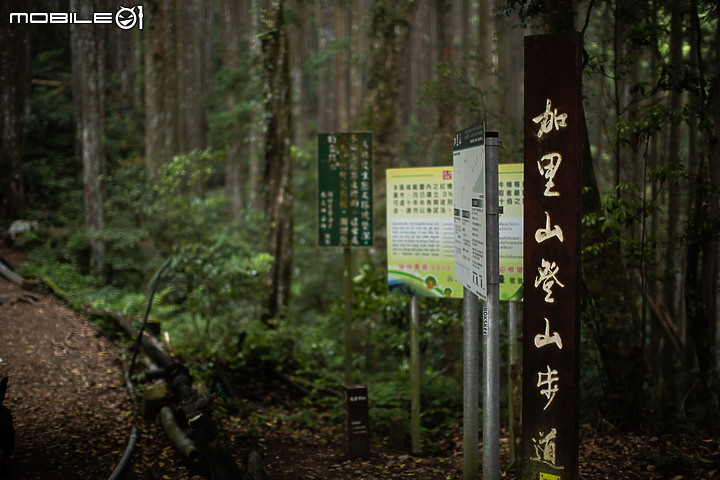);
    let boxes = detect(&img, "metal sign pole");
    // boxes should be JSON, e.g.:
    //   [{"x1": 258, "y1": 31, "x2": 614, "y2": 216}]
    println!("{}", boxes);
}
[
  {"x1": 462, "y1": 288, "x2": 479, "y2": 480},
  {"x1": 483, "y1": 132, "x2": 501, "y2": 480},
  {"x1": 344, "y1": 247, "x2": 352, "y2": 385},
  {"x1": 410, "y1": 295, "x2": 421, "y2": 454},
  {"x1": 508, "y1": 299, "x2": 520, "y2": 464}
]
